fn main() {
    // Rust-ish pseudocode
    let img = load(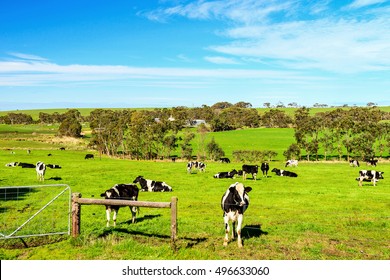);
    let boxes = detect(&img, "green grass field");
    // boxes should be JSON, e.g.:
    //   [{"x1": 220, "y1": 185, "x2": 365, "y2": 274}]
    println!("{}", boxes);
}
[{"x1": 0, "y1": 124, "x2": 389, "y2": 260}]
